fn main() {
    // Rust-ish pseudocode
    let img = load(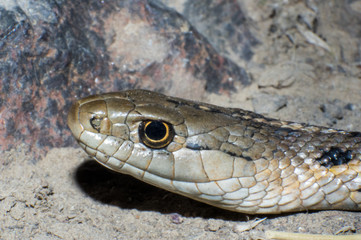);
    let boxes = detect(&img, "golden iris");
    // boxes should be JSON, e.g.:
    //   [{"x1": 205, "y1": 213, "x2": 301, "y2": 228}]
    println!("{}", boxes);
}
[{"x1": 139, "y1": 120, "x2": 174, "y2": 148}]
